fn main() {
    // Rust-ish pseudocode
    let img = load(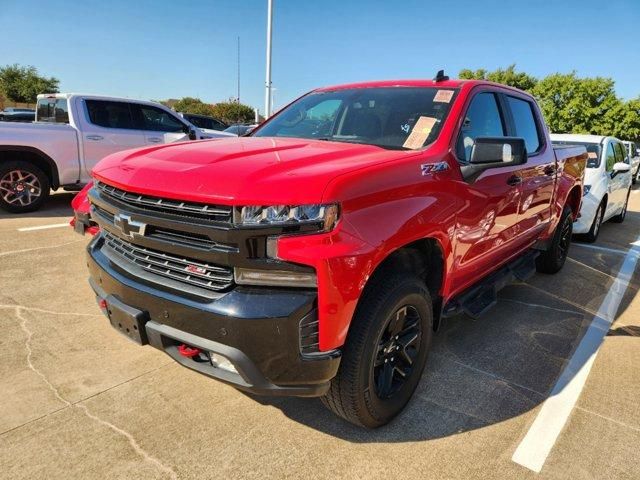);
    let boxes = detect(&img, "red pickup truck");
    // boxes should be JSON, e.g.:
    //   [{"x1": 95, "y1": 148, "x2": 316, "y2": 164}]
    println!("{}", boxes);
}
[{"x1": 72, "y1": 76, "x2": 587, "y2": 427}]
